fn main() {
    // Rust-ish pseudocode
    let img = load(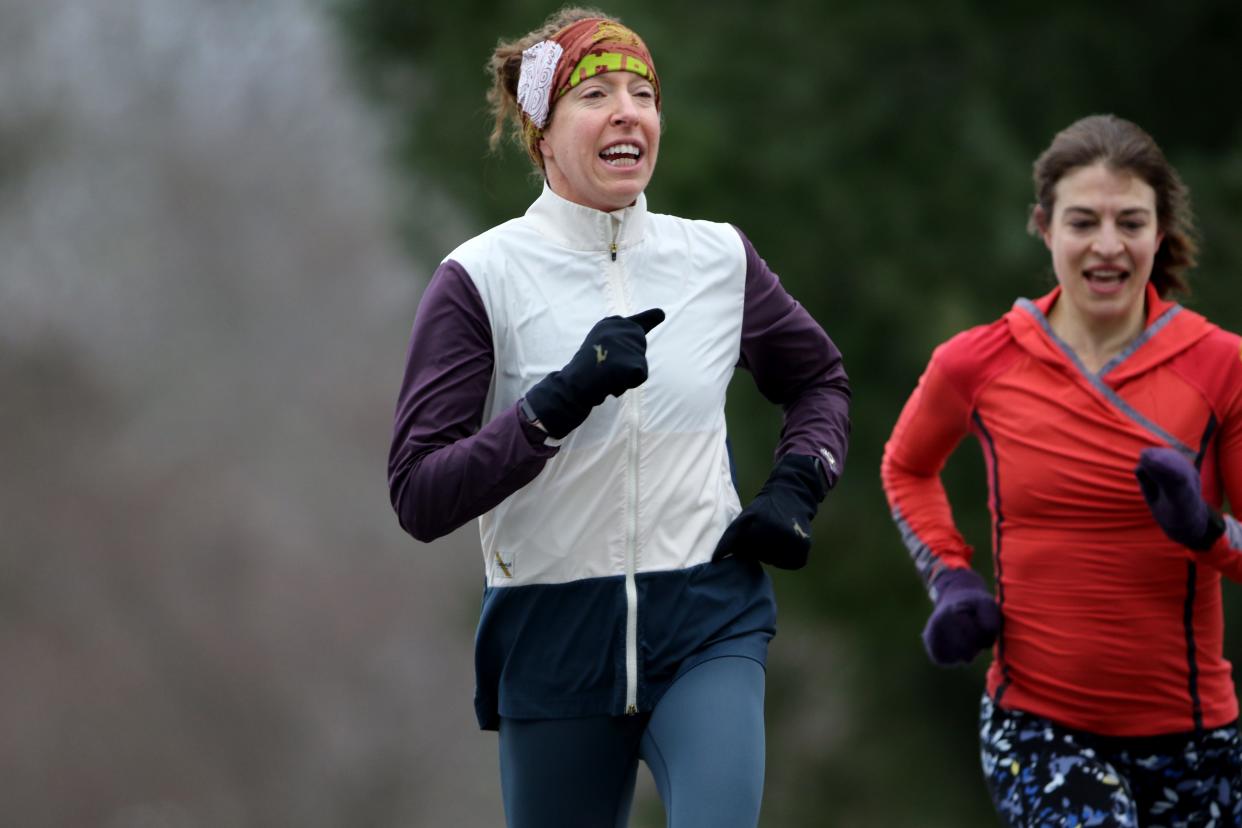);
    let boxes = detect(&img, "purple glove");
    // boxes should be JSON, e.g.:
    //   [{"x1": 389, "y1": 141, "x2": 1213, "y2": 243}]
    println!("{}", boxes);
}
[
  {"x1": 1135, "y1": 446, "x2": 1226, "y2": 551},
  {"x1": 922, "y1": 568, "x2": 999, "y2": 667}
]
